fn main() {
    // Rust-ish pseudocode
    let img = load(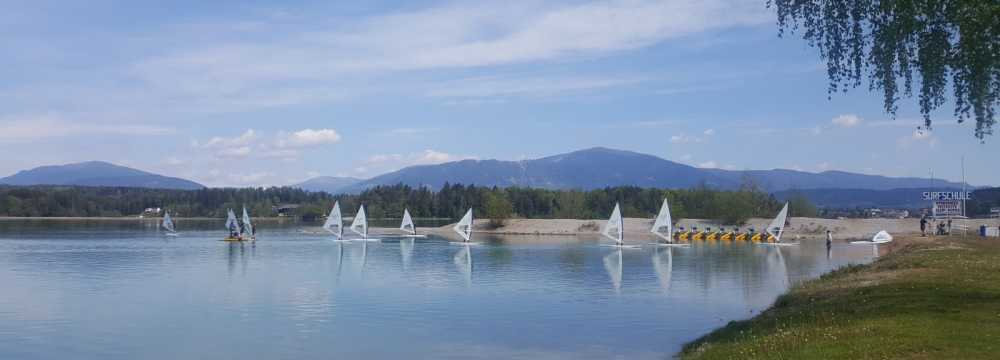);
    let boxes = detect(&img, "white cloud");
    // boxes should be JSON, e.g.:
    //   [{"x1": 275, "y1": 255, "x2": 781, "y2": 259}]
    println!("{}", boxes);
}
[
  {"x1": 276, "y1": 128, "x2": 341, "y2": 148},
  {"x1": 831, "y1": 114, "x2": 862, "y2": 127},
  {"x1": 217, "y1": 146, "x2": 252, "y2": 158},
  {"x1": 128, "y1": 0, "x2": 769, "y2": 109},
  {"x1": 697, "y1": 160, "x2": 717, "y2": 168},
  {"x1": 679, "y1": 154, "x2": 693, "y2": 161},
  {"x1": 897, "y1": 128, "x2": 938, "y2": 149},
  {"x1": 196, "y1": 128, "x2": 340, "y2": 161},
  {"x1": 359, "y1": 149, "x2": 475, "y2": 175},
  {"x1": 703, "y1": 128, "x2": 715, "y2": 136},
  {"x1": 200, "y1": 129, "x2": 257, "y2": 148},
  {"x1": 0, "y1": 114, "x2": 174, "y2": 142},
  {"x1": 816, "y1": 162, "x2": 831, "y2": 171}
]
